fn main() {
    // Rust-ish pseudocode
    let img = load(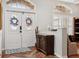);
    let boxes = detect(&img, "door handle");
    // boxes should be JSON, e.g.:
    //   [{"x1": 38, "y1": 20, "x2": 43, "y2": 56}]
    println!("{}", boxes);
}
[{"x1": 20, "y1": 26, "x2": 22, "y2": 30}]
